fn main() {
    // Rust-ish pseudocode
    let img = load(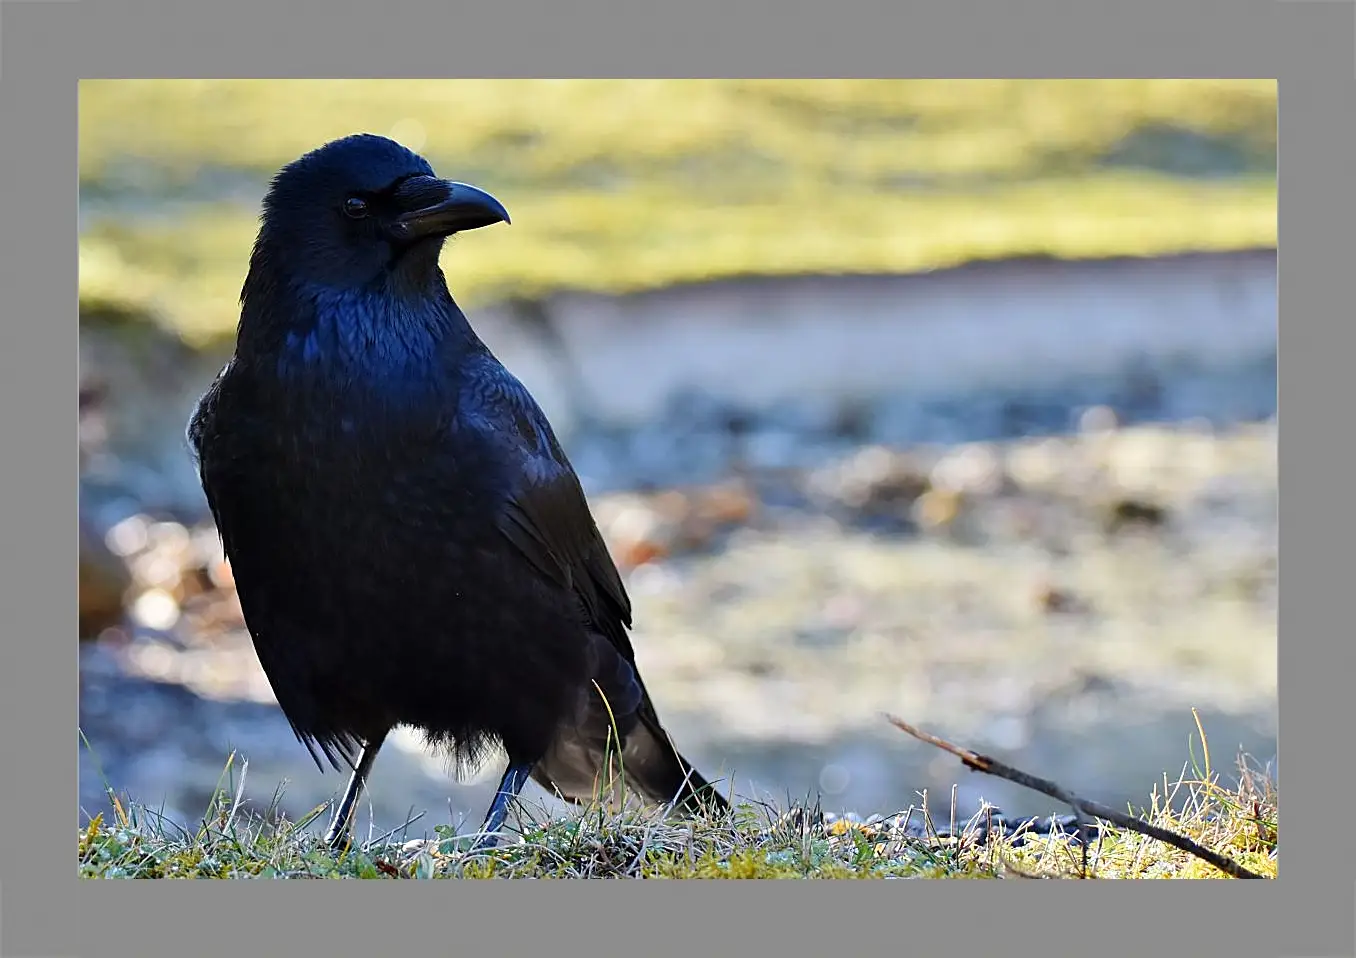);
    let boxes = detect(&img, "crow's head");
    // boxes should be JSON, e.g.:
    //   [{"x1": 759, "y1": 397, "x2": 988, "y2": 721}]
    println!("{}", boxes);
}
[{"x1": 250, "y1": 133, "x2": 510, "y2": 291}]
